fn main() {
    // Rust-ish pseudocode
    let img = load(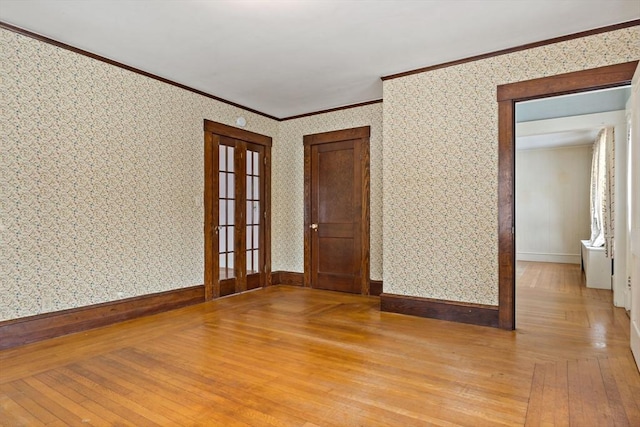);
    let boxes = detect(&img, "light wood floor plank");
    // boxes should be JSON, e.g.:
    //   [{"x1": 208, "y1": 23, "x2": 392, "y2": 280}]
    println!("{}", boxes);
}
[{"x1": 1, "y1": 261, "x2": 639, "y2": 426}]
